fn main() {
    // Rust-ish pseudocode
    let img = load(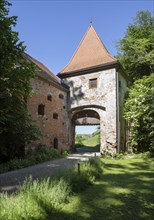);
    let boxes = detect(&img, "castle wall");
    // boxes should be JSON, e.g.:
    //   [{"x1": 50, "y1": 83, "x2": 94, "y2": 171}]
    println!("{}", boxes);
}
[
  {"x1": 27, "y1": 76, "x2": 70, "y2": 152},
  {"x1": 62, "y1": 68, "x2": 118, "y2": 155}
]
